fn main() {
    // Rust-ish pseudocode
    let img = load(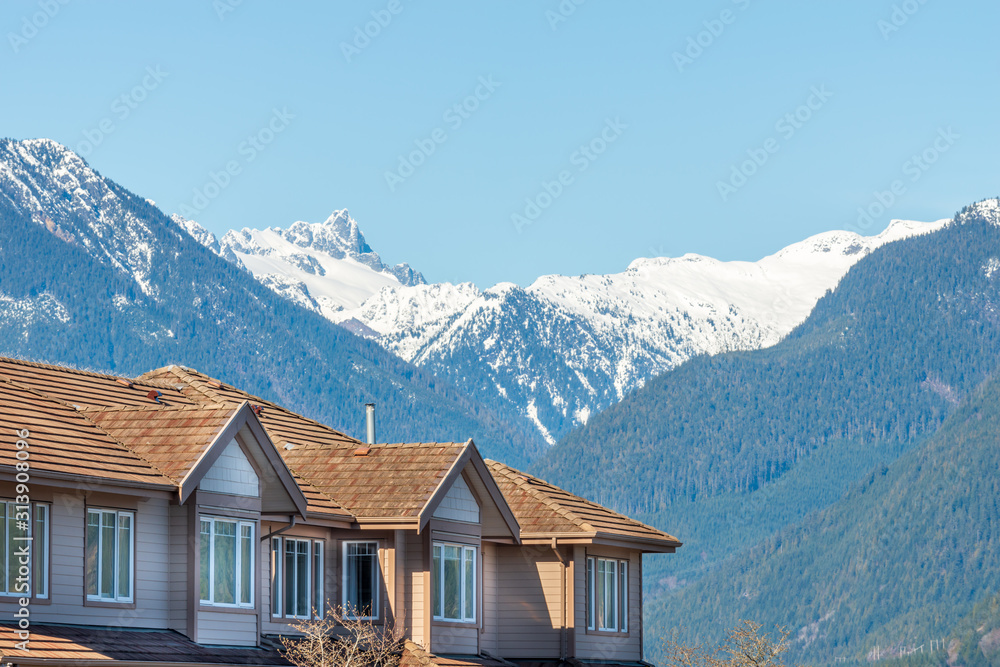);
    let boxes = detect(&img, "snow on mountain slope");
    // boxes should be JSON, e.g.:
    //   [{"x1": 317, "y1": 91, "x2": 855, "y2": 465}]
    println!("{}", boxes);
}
[
  {"x1": 0, "y1": 138, "x2": 172, "y2": 298},
  {"x1": 172, "y1": 198, "x2": 947, "y2": 446},
  {"x1": 337, "y1": 219, "x2": 948, "y2": 443},
  {"x1": 176, "y1": 210, "x2": 425, "y2": 319}
]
